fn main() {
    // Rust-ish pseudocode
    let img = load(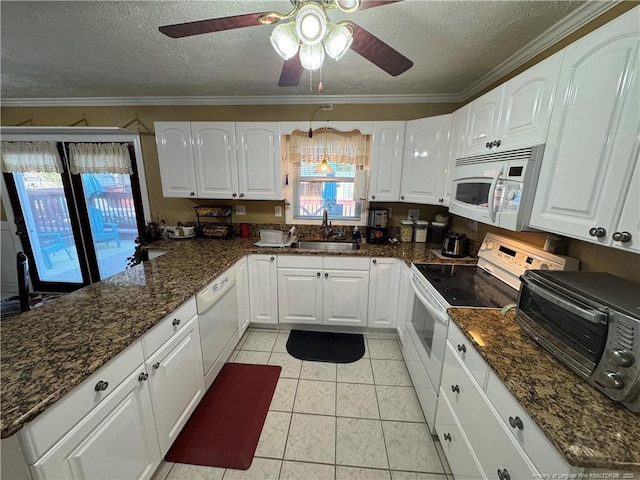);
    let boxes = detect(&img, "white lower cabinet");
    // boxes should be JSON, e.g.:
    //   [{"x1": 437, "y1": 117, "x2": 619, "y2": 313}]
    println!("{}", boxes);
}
[
  {"x1": 235, "y1": 255, "x2": 251, "y2": 336},
  {"x1": 248, "y1": 254, "x2": 278, "y2": 324},
  {"x1": 277, "y1": 255, "x2": 369, "y2": 327},
  {"x1": 30, "y1": 365, "x2": 161, "y2": 480},
  {"x1": 395, "y1": 261, "x2": 412, "y2": 344},
  {"x1": 146, "y1": 314, "x2": 205, "y2": 456},
  {"x1": 367, "y1": 257, "x2": 400, "y2": 328},
  {"x1": 437, "y1": 323, "x2": 578, "y2": 479}
]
